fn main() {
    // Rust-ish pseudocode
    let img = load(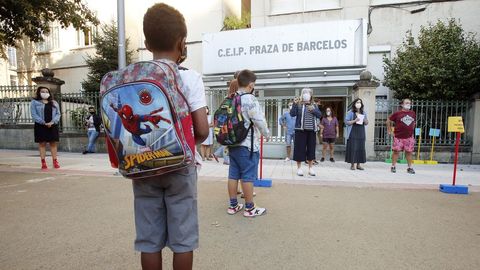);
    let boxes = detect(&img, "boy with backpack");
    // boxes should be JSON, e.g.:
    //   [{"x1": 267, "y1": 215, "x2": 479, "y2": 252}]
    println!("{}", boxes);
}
[
  {"x1": 101, "y1": 4, "x2": 209, "y2": 270},
  {"x1": 224, "y1": 69, "x2": 270, "y2": 217}
]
